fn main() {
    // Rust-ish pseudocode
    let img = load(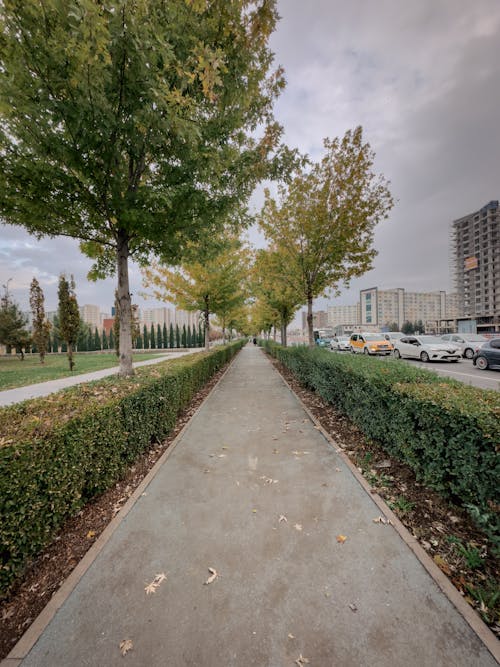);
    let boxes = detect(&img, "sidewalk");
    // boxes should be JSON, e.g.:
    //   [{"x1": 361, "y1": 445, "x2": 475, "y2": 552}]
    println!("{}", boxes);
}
[
  {"x1": 0, "y1": 350, "x2": 197, "y2": 407},
  {"x1": 4, "y1": 345, "x2": 498, "y2": 666}
]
